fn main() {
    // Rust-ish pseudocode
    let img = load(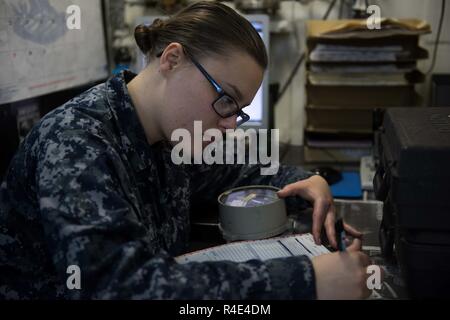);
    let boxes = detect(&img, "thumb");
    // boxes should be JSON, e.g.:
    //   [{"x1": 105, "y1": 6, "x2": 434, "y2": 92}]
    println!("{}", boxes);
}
[{"x1": 346, "y1": 238, "x2": 362, "y2": 252}]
